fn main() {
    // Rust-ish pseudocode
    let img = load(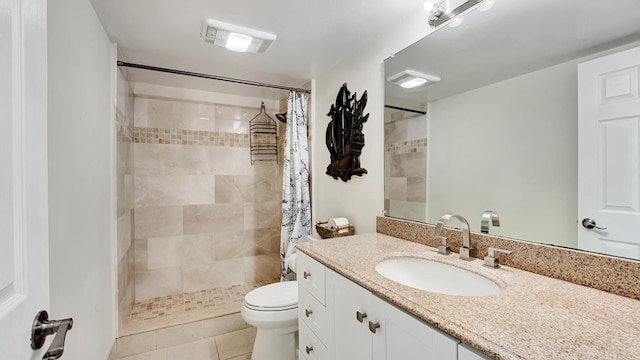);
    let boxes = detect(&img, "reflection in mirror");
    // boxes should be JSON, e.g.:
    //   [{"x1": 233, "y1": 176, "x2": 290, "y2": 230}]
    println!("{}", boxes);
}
[{"x1": 384, "y1": 0, "x2": 640, "y2": 260}]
